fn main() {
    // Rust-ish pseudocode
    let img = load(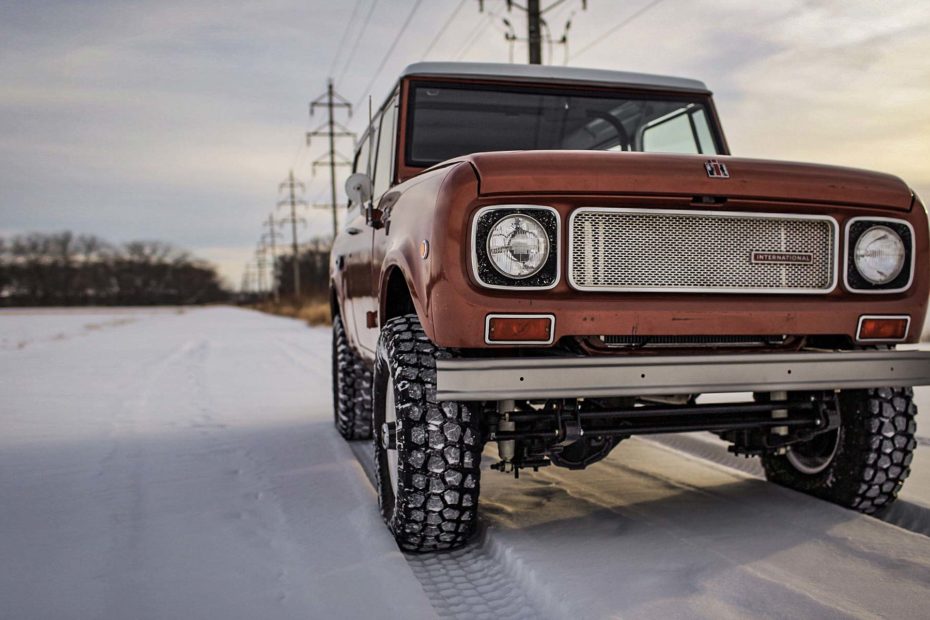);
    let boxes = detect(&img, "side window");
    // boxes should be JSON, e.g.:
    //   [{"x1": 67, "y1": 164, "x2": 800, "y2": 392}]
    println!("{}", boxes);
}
[
  {"x1": 642, "y1": 113, "x2": 698, "y2": 154},
  {"x1": 353, "y1": 130, "x2": 371, "y2": 176},
  {"x1": 642, "y1": 107, "x2": 719, "y2": 155},
  {"x1": 691, "y1": 109, "x2": 716, "y2": 155},
  {"x1": 347, "y1": 124, "x2": 374, "y2": 214},
  {"x1": 372, "y1": 96, "x2": 398, "y2": 199}
]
